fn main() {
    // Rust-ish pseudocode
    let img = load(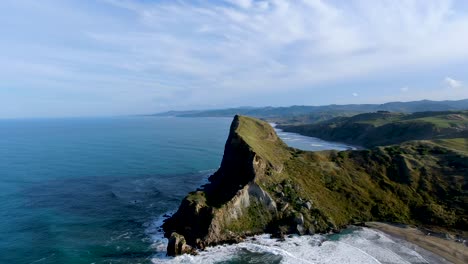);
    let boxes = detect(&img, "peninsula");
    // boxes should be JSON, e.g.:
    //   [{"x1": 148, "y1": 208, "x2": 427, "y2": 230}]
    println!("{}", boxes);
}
[{"x1": 162, "y1": 115, "x2": 467, "y2": 257}]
